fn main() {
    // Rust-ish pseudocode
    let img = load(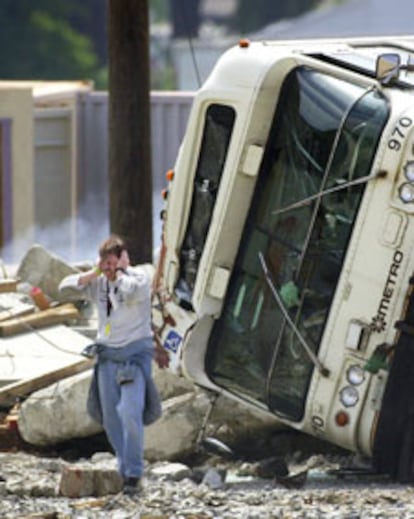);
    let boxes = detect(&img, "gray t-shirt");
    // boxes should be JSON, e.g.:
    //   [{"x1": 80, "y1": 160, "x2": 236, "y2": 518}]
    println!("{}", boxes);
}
[{"x1": 59, "y1": 266, "x2": 152, "y2": 347}]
